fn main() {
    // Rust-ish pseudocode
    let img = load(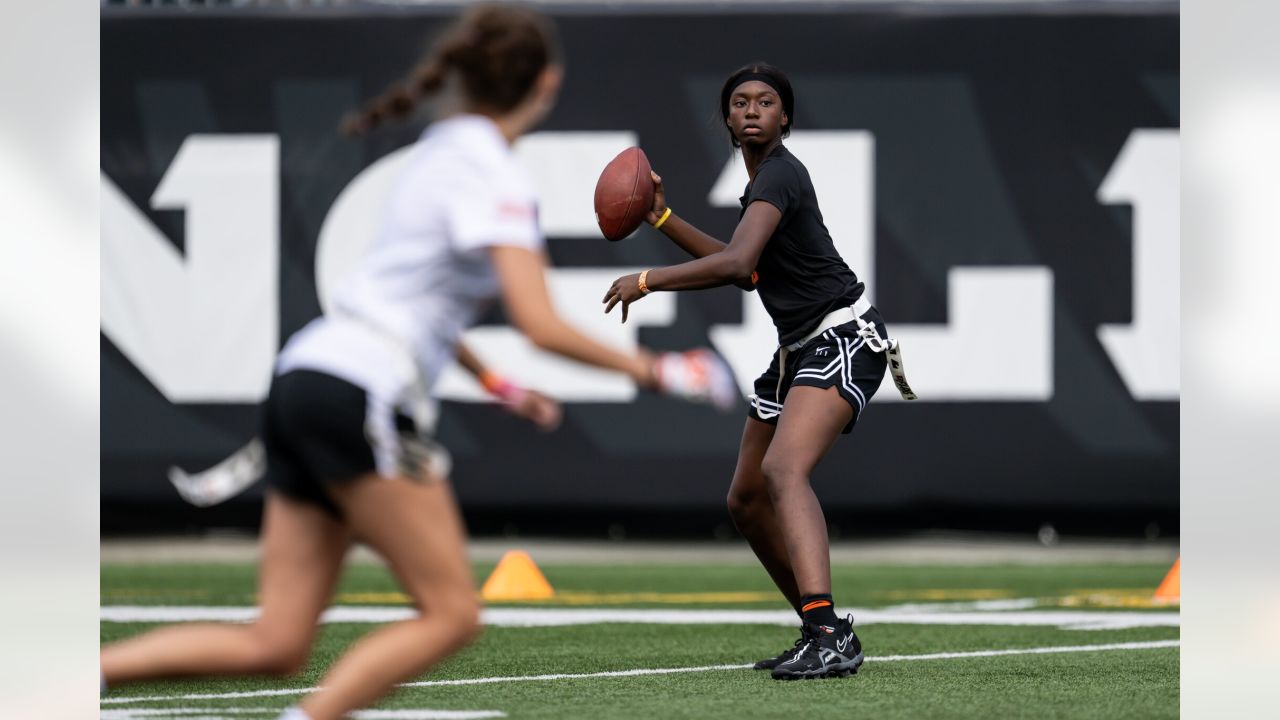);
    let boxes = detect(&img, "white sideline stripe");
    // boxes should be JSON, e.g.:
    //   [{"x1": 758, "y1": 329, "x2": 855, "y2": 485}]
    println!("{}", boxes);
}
[
  {"x1": 101, "y1": 711, "x2": 271, "y2": 718},
  {"x1": 871, "y1": 639, "x2": 1179, "y2": 662},
  {"x1": 100, "y1": 605, "x2": 1179, "y2": 631},
  {"x1": 101, "y1": 710, "x2": 505, "y2": 719},
  {"x1": 100, "y1": 640, "x2": 1179, "y2": 706},
  {"x1": 883, "y1": 598, "x2": 1041, "y2": 612},
  {"x1": 353, "y1": 707, "x2": 506, "y2": 712}
]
